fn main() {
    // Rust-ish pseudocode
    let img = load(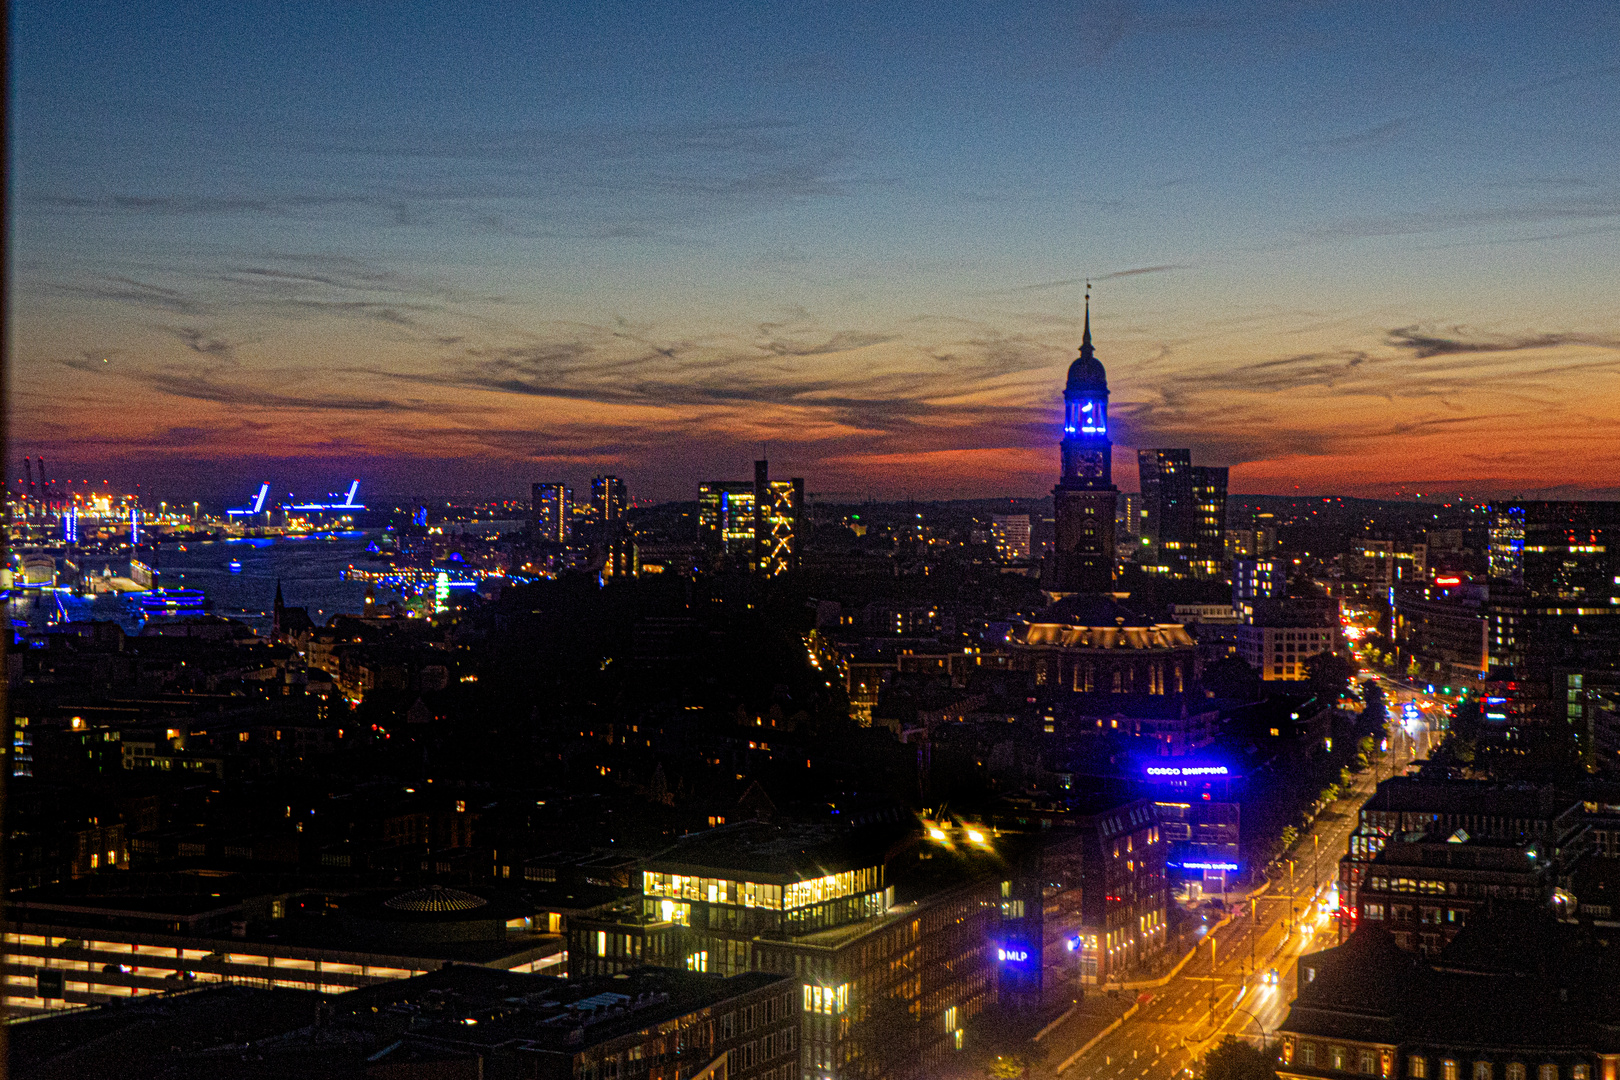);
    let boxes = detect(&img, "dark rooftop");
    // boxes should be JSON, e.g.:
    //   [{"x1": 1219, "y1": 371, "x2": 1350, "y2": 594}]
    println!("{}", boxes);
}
[
  {"x1": 1363, "y1": 777, "x2": 1578, "y2": 820},
  {"x1": 643, "y1": 821, "x2": 908, "y2": 882},
  {"x1": 6, "y1": 967, "x2": 792, "y2": 1080},
  {"x1": 1282, "y1": 919, "x2": 1620, "y2": 1053},
  {"x1": 337, "y1": 963, "x2": 788, "y2": 1053},
  {"x1": 1038, "y1": 593, "x2": 1157, "y2": 628}
]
